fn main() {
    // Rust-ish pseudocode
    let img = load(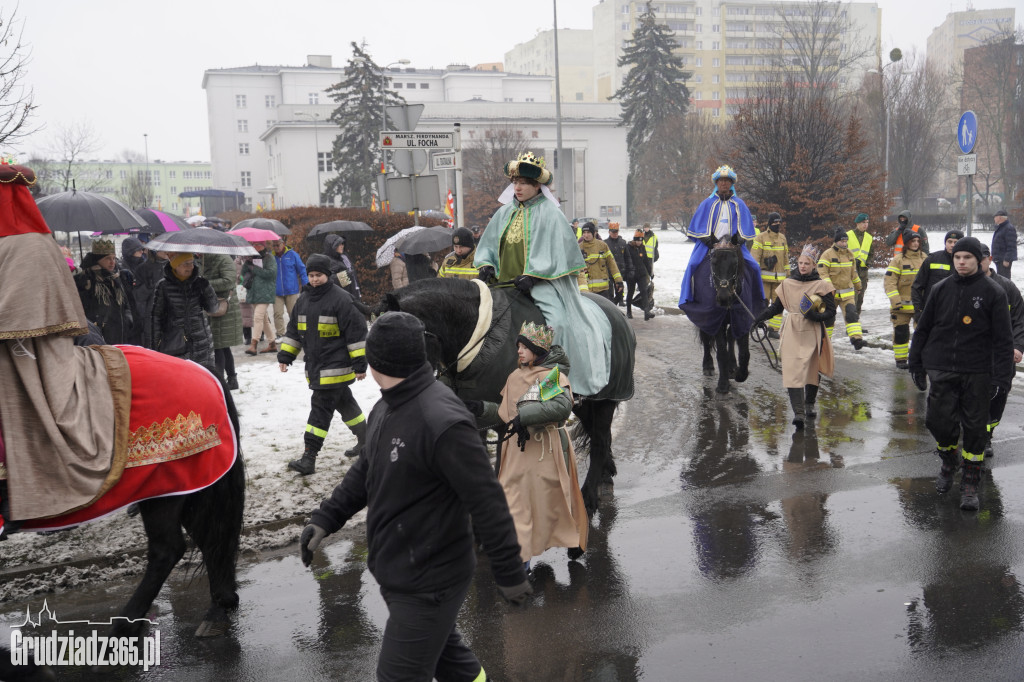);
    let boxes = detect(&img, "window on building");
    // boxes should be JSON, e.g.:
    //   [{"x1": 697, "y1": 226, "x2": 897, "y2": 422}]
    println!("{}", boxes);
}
[
  {"x1": 308, "y1": 92, "x2": 319, "y2": 104},
  {"x1": 318, "y1": 152, "x2": 333, "y2": 173},
  {"x1": 184, "y1": 171, "x2": 193, "y2": 180},
  {"x1": 621, "y1": 22, "x2": 629, "y2": 30},
  {"x1": 712, "y1": 58, "x2": 720, "y2": 67},
  {"x1": 694, "y1": 74, "x2": 702, "y2": 83},
  {"x1": 693, "y1": 91, "x2": 702, "y2": 100},
  {"x1": 713, "y1": 108, "x2": 720, "y2": 117},
  {"x1": 239, "y1": 143, "x2": 250, "y2": 155},
  {"x1": 241, "y1": 171, "x2": 251, "y2": 188},
  {"x1": 265, "y1": 94, "x2": 276, "y2": 108},
  {"x1": 712, "y1": 24, "x2": 719, "y2": 32},
  {"x1": 237, "y1": 120, "x2": 248, "y2": 133},
  {"x1": 105, "y1": 170, "x2": 113, "y2": 179},
  {"x1": 150, "y1": 171, "x2": 160, "y2": 186},
  {"x1": 696, "y1": 23, "x2": 702, "y2": 32},
  {"x1": 420, "y1": 83, "x2": 429, "y2": 89},
  {"x1": 394, "y1": 82, "x2": 404, "y2": 88},
  {"x1": 205, "y1": 171, "x2": 211, "y2": 179},
  {"x1": 712, "y1": 91, "x2": 720, "y2": 101},
  {"x1": 169, "y1": 170, "x2": 176, "y2": 179},
  {"x1": 526, "y1": 97, "x2": 535, "y2": 102},
  {"x1": 621, "y1": 4, "x2": 629, "y2": 14},
  {"x1": 236, "y1": 94, "x2": 247, "y2": 108},
  {"x1": 504, "y1": 97, "x2": 512, "y2": 102},
  {"x1": 696, "y1": 40, "x2": 703, "y2": 49},
  {"x1": 712, "y1": 74, "x2": 720, "y2": 83},
  {"x1": 171, "y1": 186, "x2": 177, "y2": 194},
  {"x1": 405, "y1": 82, "x2": 415, "y2": 88},
  {"x1": 696, "y1": 7, "x2": 702, "y2": 15},
  {"x1": 532, "y1": 130, "x2": 539, "y2": 138},
  {"x1": 695, "y1": 57, "x2": 702, "y2": 67},
  {"x1": 712, "y1": 41, "x2": 720, "y2": 50}
]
